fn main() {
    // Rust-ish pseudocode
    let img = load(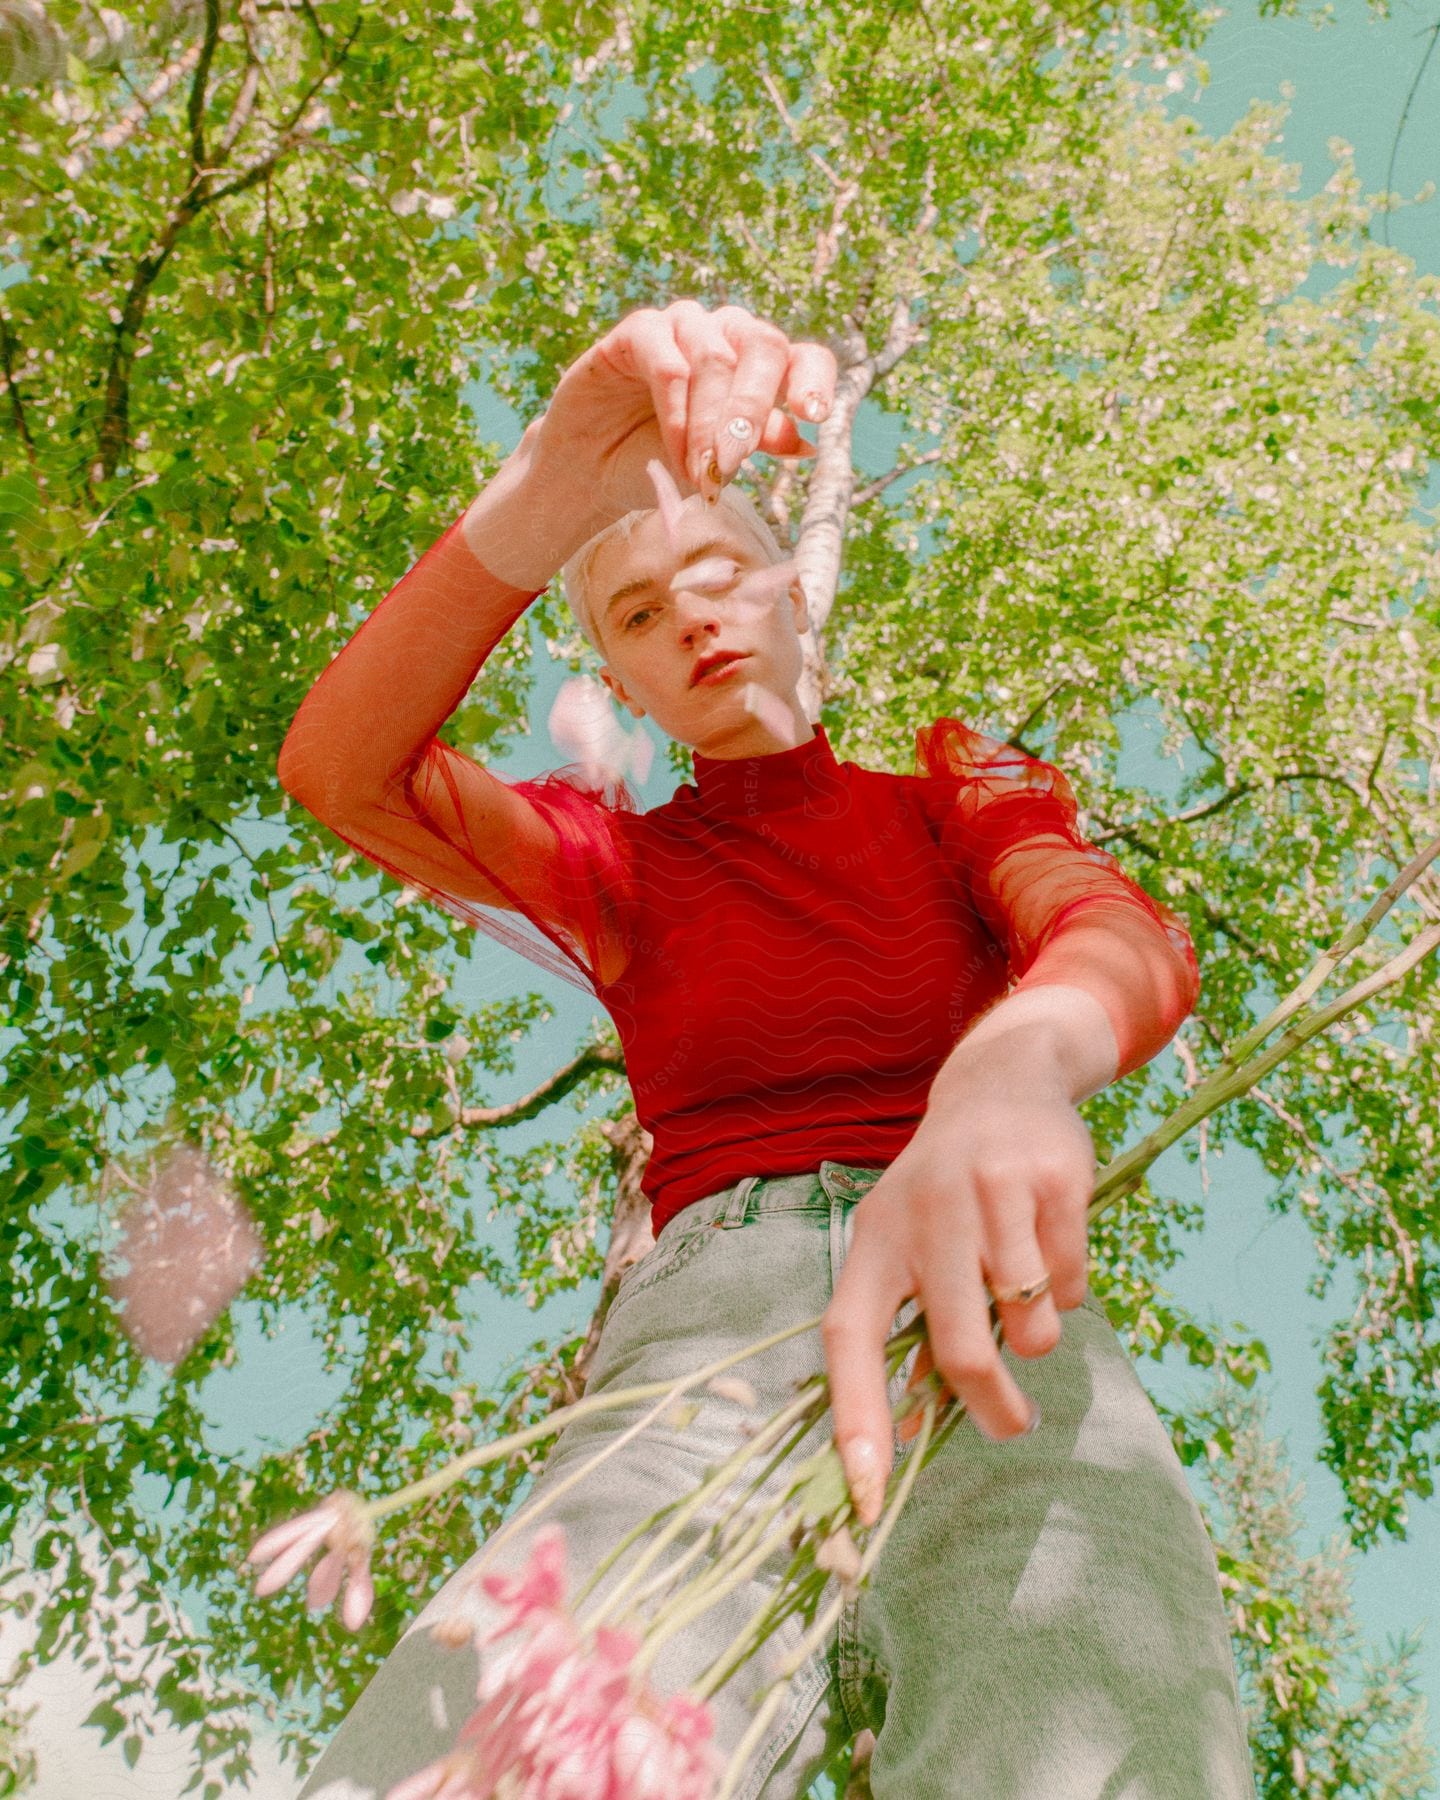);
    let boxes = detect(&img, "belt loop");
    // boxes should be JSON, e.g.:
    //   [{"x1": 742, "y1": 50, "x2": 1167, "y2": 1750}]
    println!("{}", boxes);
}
[{"x1": 716, "y1": 1172, "x2": 763, "y2": 1230}]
